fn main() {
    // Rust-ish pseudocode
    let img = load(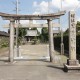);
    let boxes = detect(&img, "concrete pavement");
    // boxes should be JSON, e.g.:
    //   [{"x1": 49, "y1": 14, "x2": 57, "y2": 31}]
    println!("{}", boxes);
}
[
  {"x1": 0, "y1": 44, "x2": 80, "y2": 80},
  {"x1": 0, "y1": 61, "x2": 80, "y2": 80}
]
